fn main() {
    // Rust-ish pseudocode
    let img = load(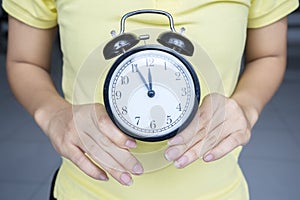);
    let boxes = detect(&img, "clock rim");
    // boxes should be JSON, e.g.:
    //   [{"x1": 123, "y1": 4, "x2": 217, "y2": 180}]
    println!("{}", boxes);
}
[{"x1": 103, "y1": 44, "x2": 200, "y2": 142}]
